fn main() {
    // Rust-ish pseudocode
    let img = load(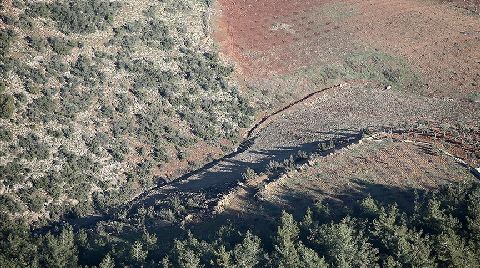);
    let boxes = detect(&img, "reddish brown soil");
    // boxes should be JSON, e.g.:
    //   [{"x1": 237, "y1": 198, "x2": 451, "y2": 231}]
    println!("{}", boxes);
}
[
  {"x1": 214, "y1": 0, "x2": 335, "y2": 76},
  {"x1": 214, "y1": 0, "x2": 480, "y2": 99}
]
